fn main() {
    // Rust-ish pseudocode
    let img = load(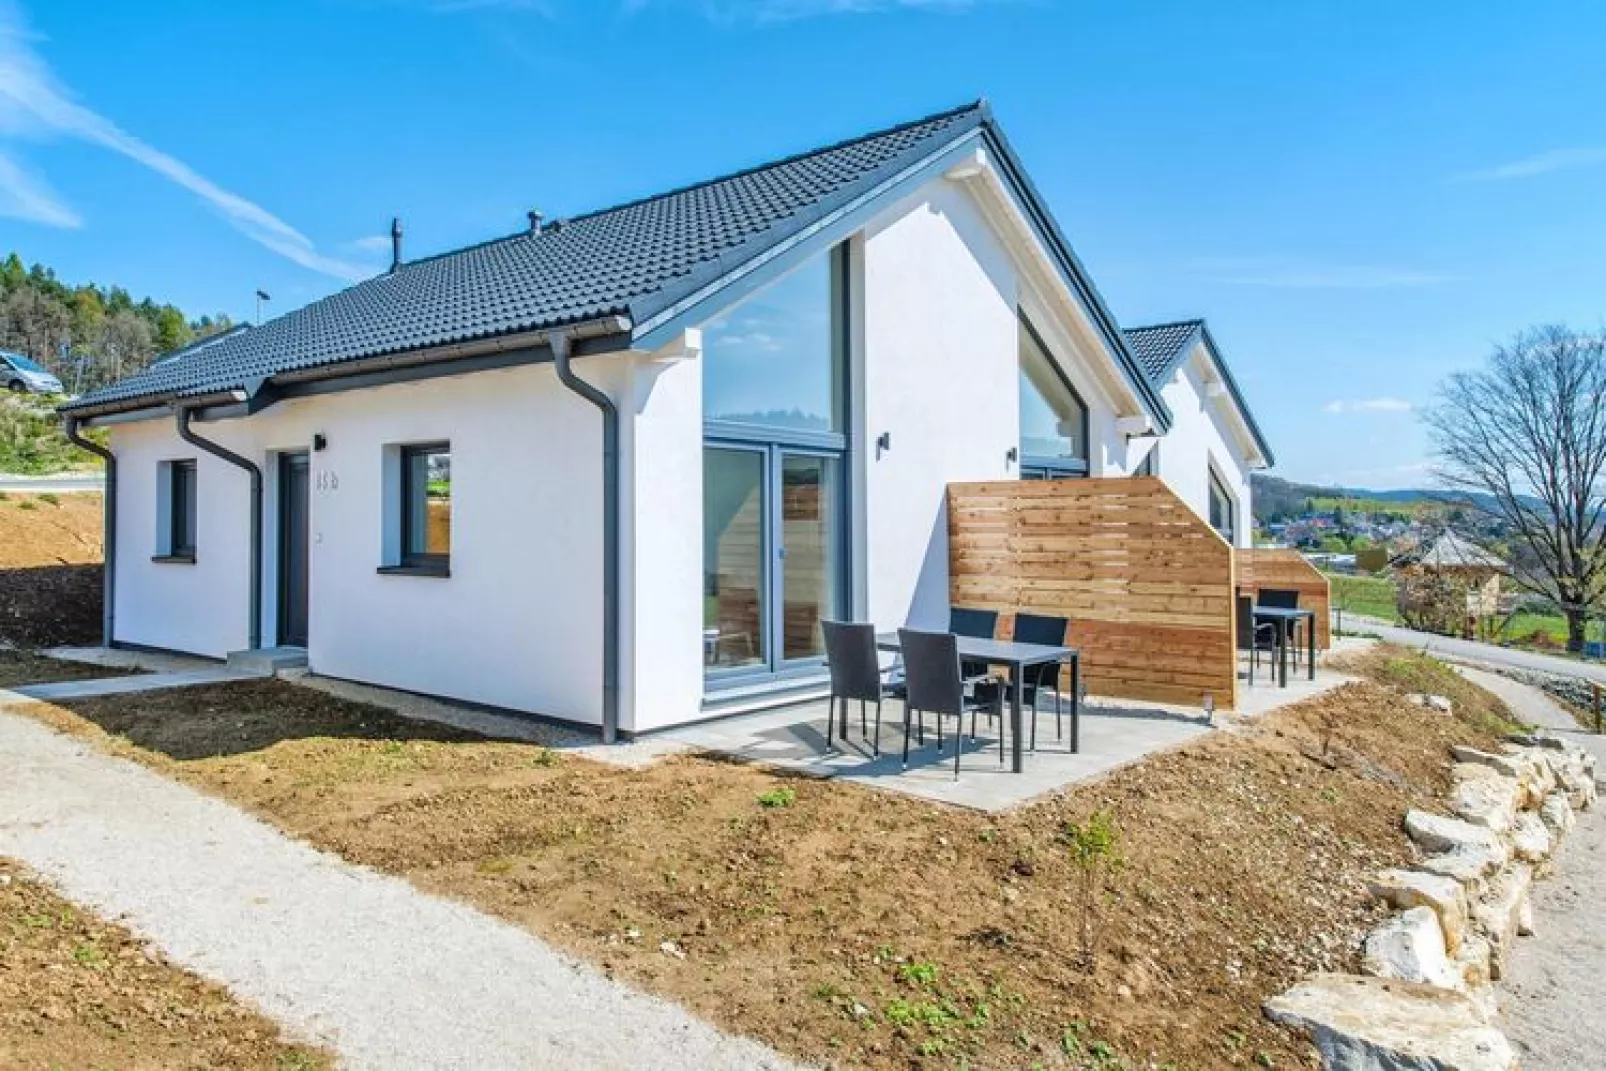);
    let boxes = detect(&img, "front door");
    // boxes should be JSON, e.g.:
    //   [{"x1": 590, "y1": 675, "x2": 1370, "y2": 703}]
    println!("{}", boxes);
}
[
  {"x1": 703, "y1": 443, "x2": 843, "y2": 685},
  {"x1": 277, "y1": 451, "x2": 310, "y2": 647}
]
